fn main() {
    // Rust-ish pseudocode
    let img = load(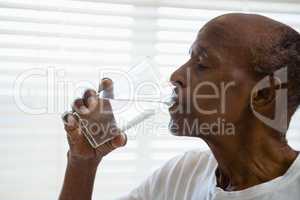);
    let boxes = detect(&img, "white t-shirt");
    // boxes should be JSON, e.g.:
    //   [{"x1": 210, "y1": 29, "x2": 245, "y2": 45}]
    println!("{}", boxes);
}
[{"x1": 117, "y1": 150, "x2": 300, "y2": 200}]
